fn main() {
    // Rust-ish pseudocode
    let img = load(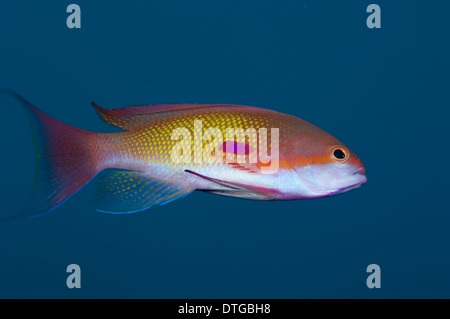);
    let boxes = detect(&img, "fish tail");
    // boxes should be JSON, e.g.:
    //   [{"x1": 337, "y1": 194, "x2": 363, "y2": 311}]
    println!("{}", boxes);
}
[{"x1": 0, "y1": 90, "x2": 100, "y2": 220}]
